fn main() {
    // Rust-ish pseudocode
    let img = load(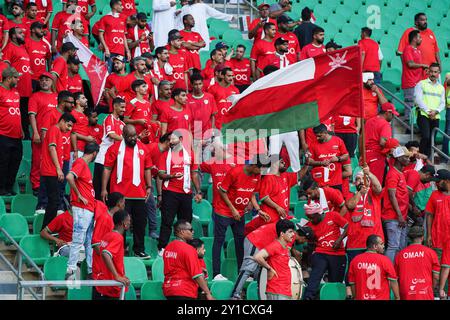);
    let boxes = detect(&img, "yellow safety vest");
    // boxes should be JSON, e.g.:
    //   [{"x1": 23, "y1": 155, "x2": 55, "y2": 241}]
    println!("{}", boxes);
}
[{"x1": 419, "y1": 79, "x2": 444, "y2": 119}]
